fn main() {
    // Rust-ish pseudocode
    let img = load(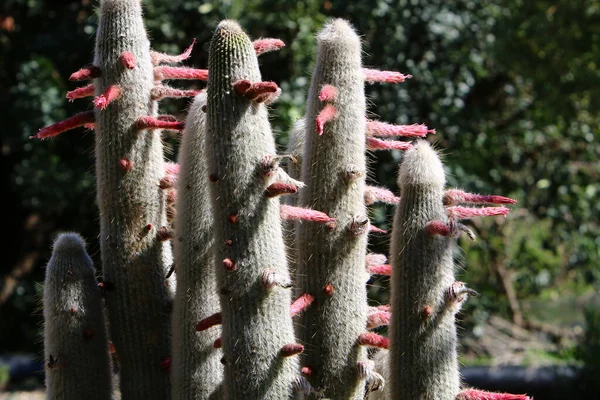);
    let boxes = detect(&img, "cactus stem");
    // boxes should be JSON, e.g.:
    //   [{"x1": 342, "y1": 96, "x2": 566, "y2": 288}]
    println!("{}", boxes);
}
[
  {"x1": 33, "y1": 110, "x2": 95, "y2": 139},
  {"x1": 443, "y1": 189, "x2": 517, "y2": 206},
  {"x1": 318, "y1": 84, "x2": 338, "y2": 102},
  {"x1": 362, "y1": 68, "x2": 412, "y2": 83},
  {"x1": 366, "y1": 137, "x2": 413, "y2": 151},
  {"x1": 151, "y1": 85, "x2": 203, "y2": 100},
  {"x1": 366, "y1": 264, "x2": 392, "y2": 276},
  {"x1": 323, "y1": 284, "x2": 334, "y2": 296},
  {"x1": 290, "y1": 293, "x2": 315, "y2": 317},
  {"x1": 367, "y1": 310, "x2": 391, "y2": 329},
  {"x1": 446, "y1": 206, "x2": 510, "y2": 220},
  {"x1": 357, "y1": 332, "x2": 389, "y2": 349},
  {"x1": 93, "y1": 84, "x2": 122, "y2": 110},
  {"x1": 253, "y1": 38, "x2": 285, "y2": 55},
  {"x1": 265, "y1": 182, "x2": 298, "y2": 197},
  {"x1": 119, "y1": 158, "x2": 134, "y2": 172},
  {"x1": 195, "y1": 312, "x2": 222, "y2": 332},
  {"x1": 154, "y1": 66, "x2": 208, "y2": 81},
  {"x1": 156, "y1": 226, "x2": 174, "y2": 241},
  {"x1": 315, "y1": 104, "x2": 337, "y2": 135},
  {"x1": 69, "y1": 65, "x2": 101, "y2": 81},
  {"x1": 135, "y1": 116, "x2": 184, "y2": 131},
  {"x1": 151, "y1": 39, "x2": 196, "y2": 65},
  {"x1": 66, "y1": 83, "x2": 95, "y2": 101},
  {"x1": 279, "y1": 205, "x2": 333, "y2": 223},
  {"x1": 222, "y1": 258, "x2": 236, "y2": 271},
  {"x1": 456, "y1": 389, "x2": 532, "y2": 400},
  {"x1": 365, "y1": 185, "x2": 400, "y2": 205},
  {"x1": 366, "y1": 121, "x2": 435, "y2": 138},
  {"x1": 119, "y1": 51, "x2": 136, "y2": 69},
  {"x1": 280, "y1": 343, "x2": 304, "y2": 357}
]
